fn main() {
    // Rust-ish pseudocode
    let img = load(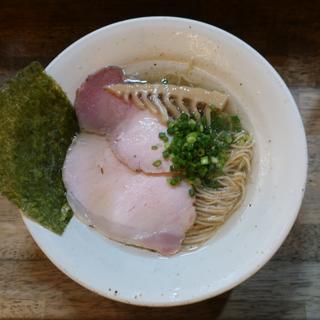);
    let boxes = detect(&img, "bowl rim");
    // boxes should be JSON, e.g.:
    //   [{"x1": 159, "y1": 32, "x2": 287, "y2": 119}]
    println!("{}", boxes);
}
[{"x1": 23, "y1": 16, "x2": 308, "y2": 306}]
